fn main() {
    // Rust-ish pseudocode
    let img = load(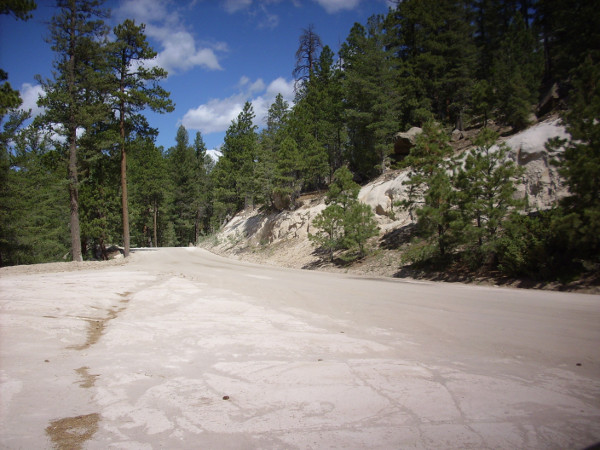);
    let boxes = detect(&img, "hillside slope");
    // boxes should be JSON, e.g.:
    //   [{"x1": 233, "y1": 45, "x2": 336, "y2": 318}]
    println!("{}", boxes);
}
[{"x1": 202, "y1": 118, "x2": 572, "y2": 282}]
